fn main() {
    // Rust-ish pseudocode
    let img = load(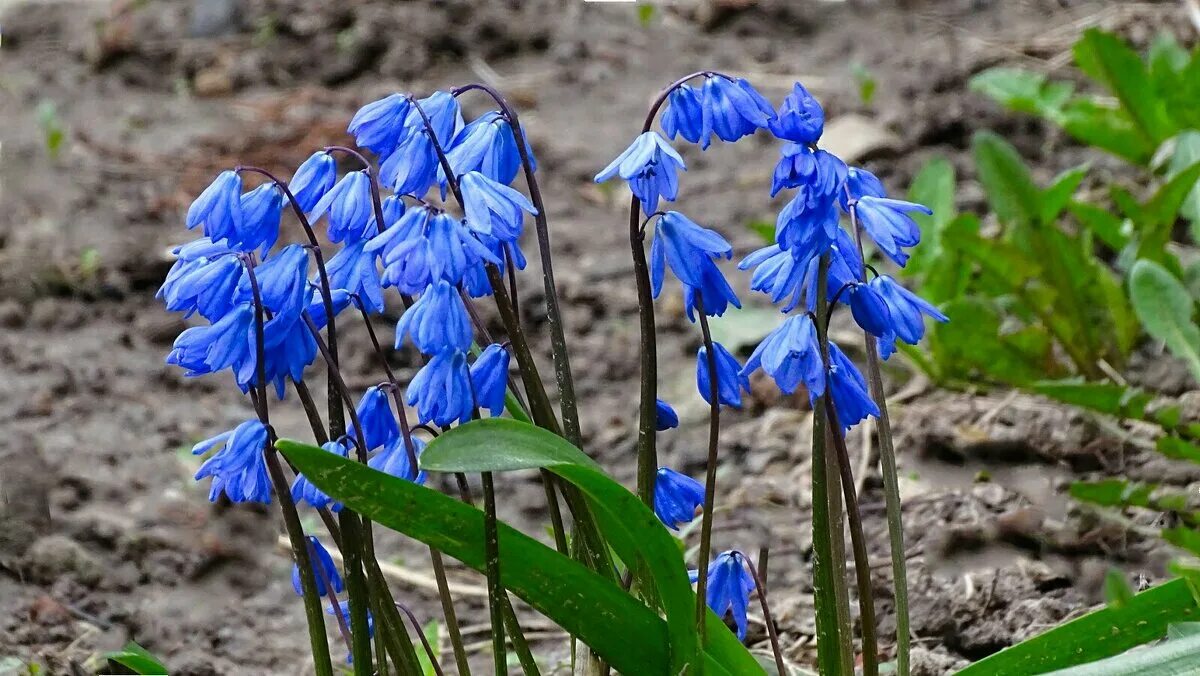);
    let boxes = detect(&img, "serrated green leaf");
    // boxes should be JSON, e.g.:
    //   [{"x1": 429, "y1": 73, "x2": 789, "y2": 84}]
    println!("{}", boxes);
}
[
  {"x1": 1129, "y1": 259, "x2": 1200, "y2": 383},
  {"x1": 972, "y1": 131, "x2": 1041, "y2": 227},
  {"x1": 1069, "y1": 200, "x2": 1130, "y2": 251},
  {"x1": 927, "y1": 298, "x2": 1056, "y2": 386}
]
